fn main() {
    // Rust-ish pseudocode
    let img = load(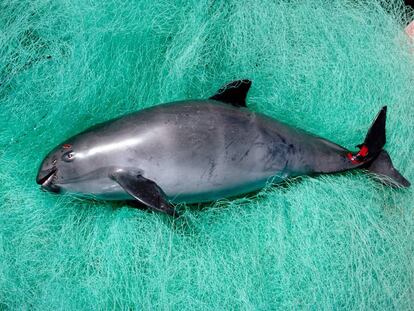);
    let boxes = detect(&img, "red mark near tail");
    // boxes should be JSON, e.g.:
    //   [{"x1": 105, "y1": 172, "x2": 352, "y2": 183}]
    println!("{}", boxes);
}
[
  {"x1": 347, "y1": 145, "x2": 369, "y2": 164},
  {"x1": 359, "y1": 145, "x2": 369, "y2": 157}
]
